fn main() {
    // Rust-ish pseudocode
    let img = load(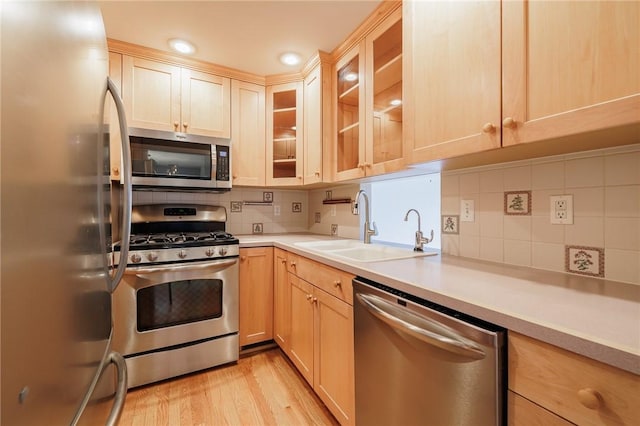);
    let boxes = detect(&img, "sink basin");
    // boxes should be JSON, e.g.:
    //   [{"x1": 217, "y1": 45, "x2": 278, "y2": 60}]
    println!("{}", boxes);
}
[{"x1": 295, "y1": 240, "x2": 438, "y2": 262}]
